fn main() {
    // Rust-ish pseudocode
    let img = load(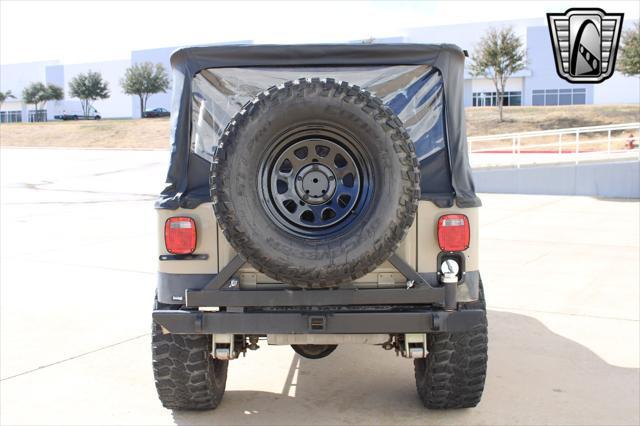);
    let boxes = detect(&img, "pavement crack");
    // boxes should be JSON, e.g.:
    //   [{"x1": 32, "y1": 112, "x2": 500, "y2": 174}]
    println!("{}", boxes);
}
[
  {"x1": 91, "y1": 162, "x2": 162, "y2": 177},
  {"x1": 0, "y1": 333, "x2": 150, "y2": 382},
  {"x1": 15, "y1": 183, "x2": 157, "y2": 198}
]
